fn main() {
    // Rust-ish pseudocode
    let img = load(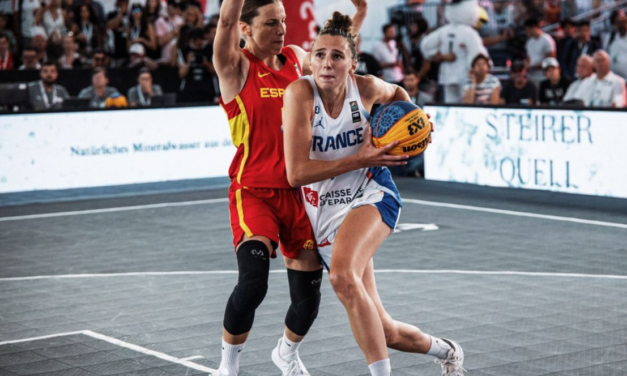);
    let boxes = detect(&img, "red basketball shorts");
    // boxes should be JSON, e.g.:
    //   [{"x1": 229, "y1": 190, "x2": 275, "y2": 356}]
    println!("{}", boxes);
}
[{"x1": 228, "y1": 182, "x2": 317, "y2": 259}]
